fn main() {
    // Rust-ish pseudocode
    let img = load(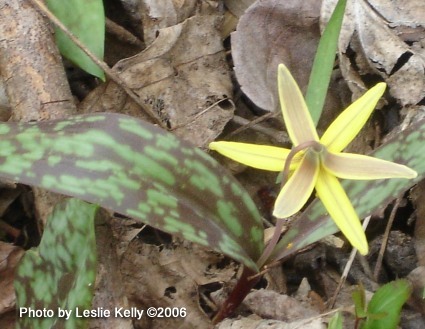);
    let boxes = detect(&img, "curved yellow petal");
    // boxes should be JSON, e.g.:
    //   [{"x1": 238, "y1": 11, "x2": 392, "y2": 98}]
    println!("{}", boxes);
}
[
  {"x1": 323, "y1": 152, "x2": 418, "y2": 180},
  {"x1": 321, "y1": 83, "x2": 386, "y2": 153},
  {"x1": 273, "y1": 153, "x2": 319, "y2": 218},
  {"x1": 278, "y1": 64, "x2": 319, "y2": 145},
  {"x1": 315, "y1": 169, "x2": 368, "y2": 255},
  {"x1": 209, "y1": 141, "x2": 290, "y2": 171}
]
